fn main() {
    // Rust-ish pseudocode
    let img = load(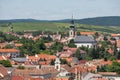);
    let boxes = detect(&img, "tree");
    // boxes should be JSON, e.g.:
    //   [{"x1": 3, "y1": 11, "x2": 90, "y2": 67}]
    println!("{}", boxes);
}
[
  {"x1": 90, "y1": 48, "x2": 99, "y2": 59},
  {"x1": 0, "y1": 60, "x2": 12, "y2": 67},
  {"x1": 51, "y1": 42, "x2": 63, "y2": 52},
  {"x1": 4, "y1": 44, "x2": 14, "y2": 49},
  {"x1": 18, "y1": 65, "x2": 25, "y2": 69},
  {"x1": 42, "y1": 35, "x2": 52, "y2": 42},
  {"x1": 60, "y1": 59, "x2": 68, "y2": 64},
  {"x1": 117, "y1": 51, "x2": 120, "y2": 59},
  {"x1": 68, "y1": 39, "x2": 76, "y2": 48},
  {"x1": 97, "y1": 65, "x2": 107, "y2": 72},
  {"x1": 74, "y1": 49, "x2": 82, "y2": 60}
]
